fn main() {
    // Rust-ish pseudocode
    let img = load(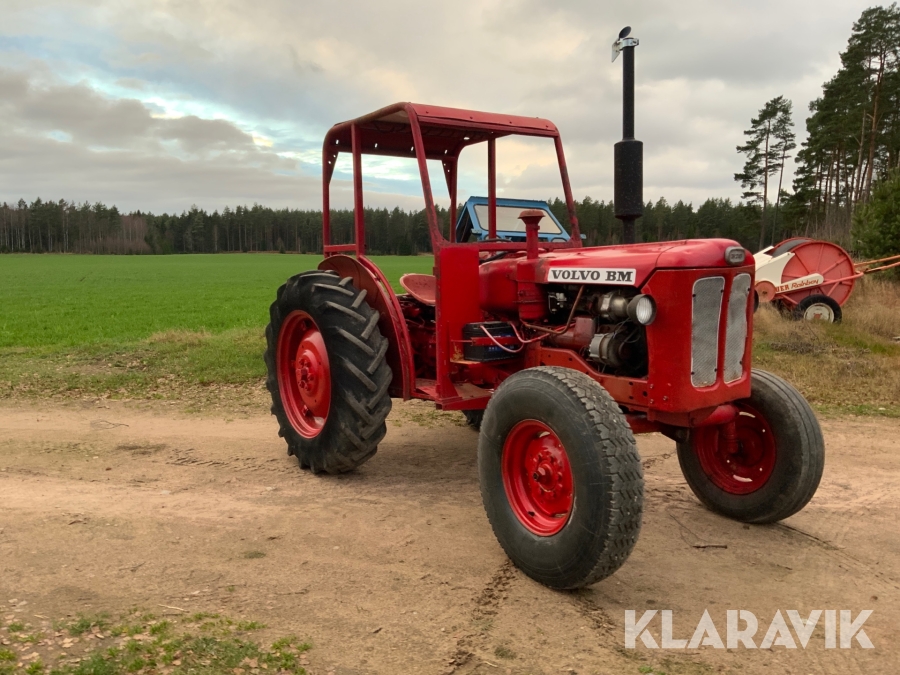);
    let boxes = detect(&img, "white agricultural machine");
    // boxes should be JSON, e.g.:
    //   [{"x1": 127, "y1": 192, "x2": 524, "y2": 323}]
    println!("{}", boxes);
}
[{"x1": 754, "y1": 237, "x2": 900, "y2": 323}]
